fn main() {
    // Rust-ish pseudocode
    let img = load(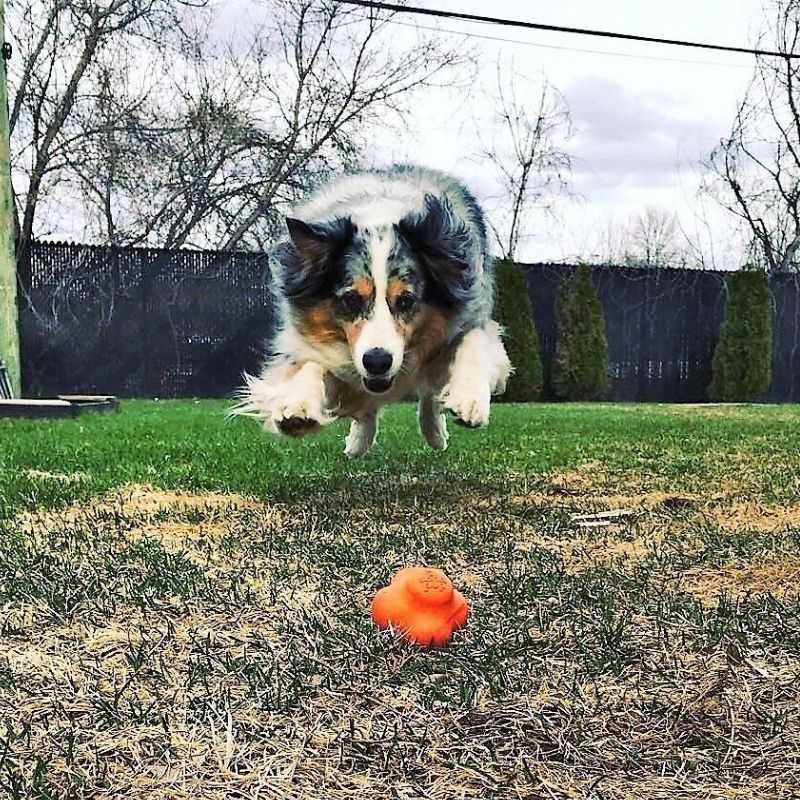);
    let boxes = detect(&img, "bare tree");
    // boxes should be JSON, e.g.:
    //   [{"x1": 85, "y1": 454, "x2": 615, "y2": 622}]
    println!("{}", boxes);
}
[
  {"x1": 64, "y1": 41, "x2": 288, "y2": 249},
  {"x1": 586, "y1": 207, "x2": 690, "y2": 268},
  {"x1": 705, "y1": 0, "x2": 800, "y2": 272},
  {"x1": 627, "y1": 207, "x2": 684, "y2": 268},
  {"x1": 217, "y1": 0, "x2": 468, "y2": 251},
  {"x1": 7, "y1": 0, "x2": 205, "y2": 263},
  {"x1": 479, "y1": 61, "x2": 572, "y2": 261},
  {"x1": 11, "y1": 0, "x2": 468, "y2": 252}
]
